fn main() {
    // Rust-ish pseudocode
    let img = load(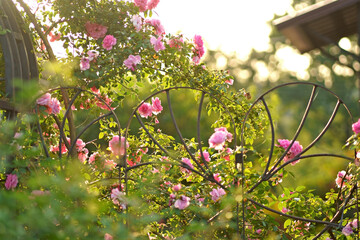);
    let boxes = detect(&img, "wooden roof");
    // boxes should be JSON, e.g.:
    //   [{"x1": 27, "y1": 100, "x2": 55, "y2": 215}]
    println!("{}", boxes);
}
[{"x1": 274, "y1": 0, "x2": 360, "y2": 53}]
